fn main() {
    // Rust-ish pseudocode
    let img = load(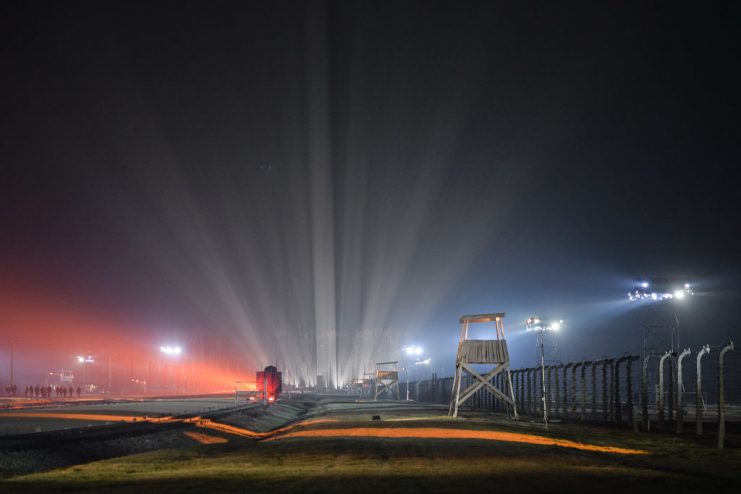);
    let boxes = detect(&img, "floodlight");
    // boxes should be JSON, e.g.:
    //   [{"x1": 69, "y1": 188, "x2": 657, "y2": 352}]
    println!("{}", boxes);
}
[
  {"x1": 628, "y1": 277, "x2": 692, "y2": 302},
  {"x1": 526, "y1": 317, "x2": 563, "y2": 332},
  {"x1": 77, "y1": 356, "x2": 85, "y2": 363},
  {"x1": 160, "y1": 345, "x2": 182, "y2": 355}
]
